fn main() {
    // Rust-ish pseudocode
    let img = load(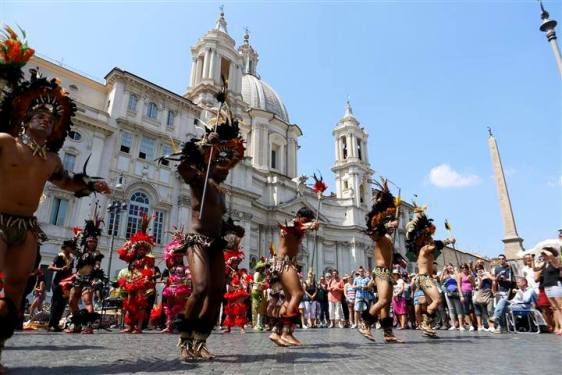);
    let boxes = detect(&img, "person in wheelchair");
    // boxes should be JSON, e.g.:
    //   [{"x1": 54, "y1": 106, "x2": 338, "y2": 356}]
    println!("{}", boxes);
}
[{"x1": 492, "y1": 277, "x2": 537, "y2": 333}]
